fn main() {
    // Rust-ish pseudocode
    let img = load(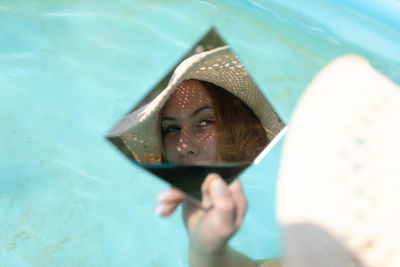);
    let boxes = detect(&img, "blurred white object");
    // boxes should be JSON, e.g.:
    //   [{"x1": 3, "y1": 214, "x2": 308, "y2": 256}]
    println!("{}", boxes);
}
[{"x1": 278, "y1": 55, "x2": 400, "y2": 267}]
